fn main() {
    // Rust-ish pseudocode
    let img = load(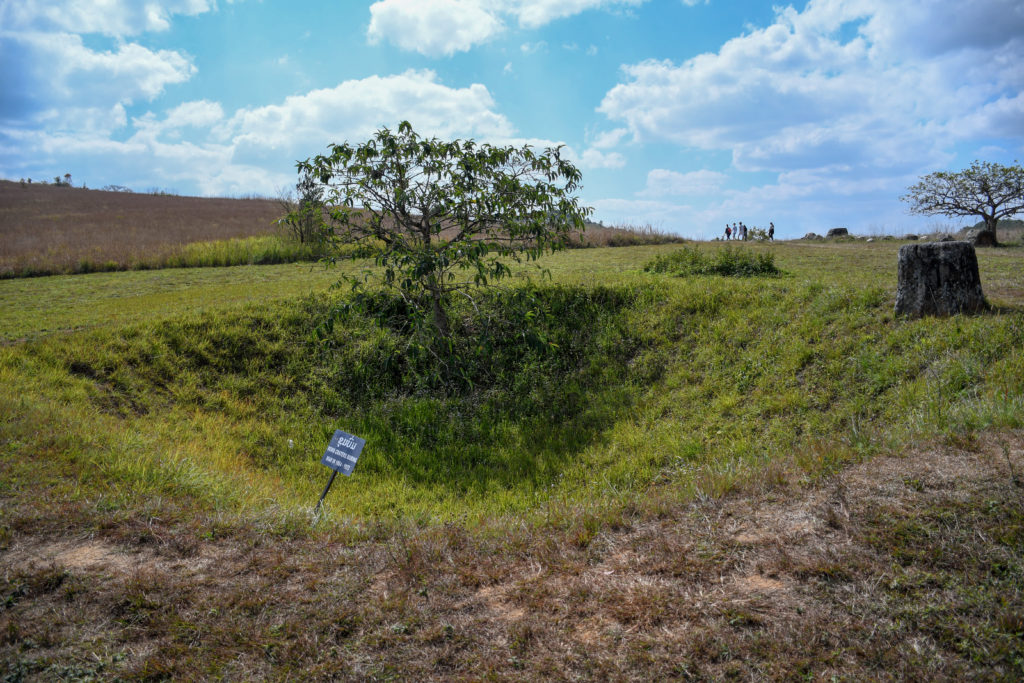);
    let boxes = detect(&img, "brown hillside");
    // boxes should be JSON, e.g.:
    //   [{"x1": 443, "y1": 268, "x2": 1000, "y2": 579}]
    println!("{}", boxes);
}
[
  {"x1": 0, "y1": 180, "x2": 684, "y2": 277},
  {"x1": 0, "y1": 180, "x2": 284, "y2": 276}
]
